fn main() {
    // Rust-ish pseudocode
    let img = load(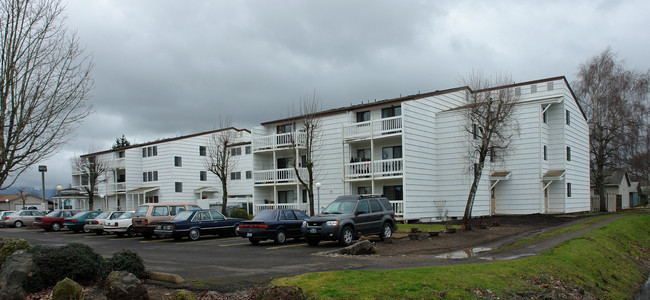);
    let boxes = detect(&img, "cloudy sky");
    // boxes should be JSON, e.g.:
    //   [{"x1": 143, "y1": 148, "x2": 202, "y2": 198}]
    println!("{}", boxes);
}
[{"x1": 11, "y1": 0, "x2": 650, "y2": 191}]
